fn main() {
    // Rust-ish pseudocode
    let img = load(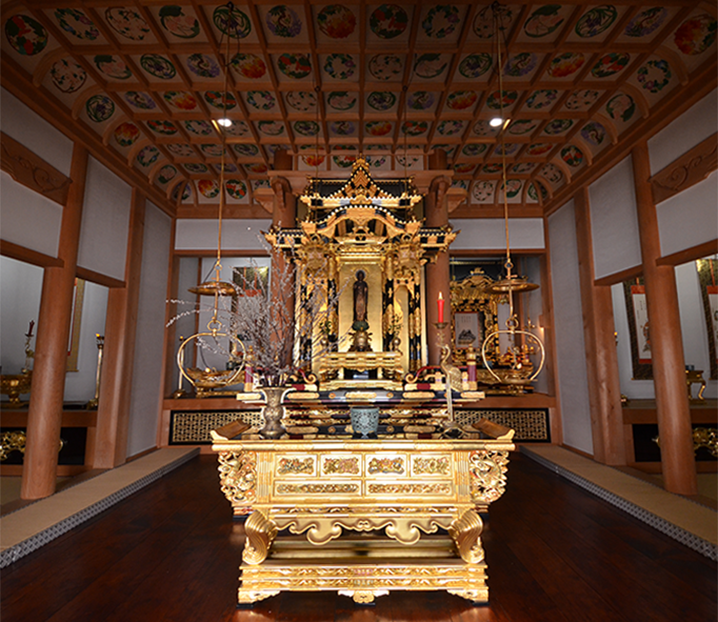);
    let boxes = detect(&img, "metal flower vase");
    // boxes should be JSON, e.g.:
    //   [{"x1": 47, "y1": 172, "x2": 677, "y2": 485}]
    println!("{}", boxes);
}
[
  {"x1": 350, "y1": 407, "x2": 380, "y2": 439},
  {"x1": 258, "y1": 387, "x2": 293, "y2": 440}
]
